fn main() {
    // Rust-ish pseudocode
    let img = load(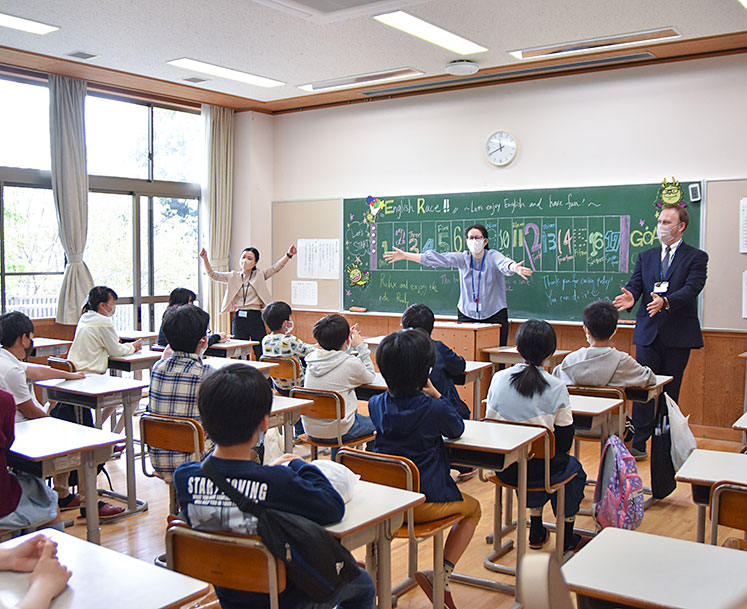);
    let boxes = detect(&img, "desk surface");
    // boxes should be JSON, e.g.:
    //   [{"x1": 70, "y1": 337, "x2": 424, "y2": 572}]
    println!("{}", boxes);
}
[
  {"x1": 32, "y1": 337, "x2": 72, "y2": 349},
  {"x1": 364, "y1": 360, "x2": 490, "y2": 391},
  {"x1": 568, "y1": 394, "x2": 623, "y2": 416},
  {"x1": 325, "y1": 480, "x2": 423, "y2": 539},
  {"x1": 675, "y1": 449, "x2": 747, "y2": 486},
  {"x1": 733, "y1": 411, "x2": 747, "y2": 431},
  {"x1": 108, "y1": 349, "x2": 163, "y2": 364},
  {"x1": 272, "y1": 395, "x2": 312, "y2": 414},
  {"x1": 443, "y1": 419, "x2": 544, "y2": 454},
  {"x1": 205, "y1": 338, "x2": 259, "y2": 350},
  {"x1": 117, "y1": 330, "x2": 159, "y2": 341},
  {"x1": 37, "y1": 375, "x2": 148, "y2": 396},
  {"x1": 11, "y1": 418, "x2": 122, "y2": 460},
  {"x1": 562, "y1": 527, "x2": 747, "y2": 609},
  {"x1": 0, "y1": 529, "x2": 209, "y2": 609},
  {"x1": 203, "y1": 357, "x2": 278, "y2": 375}
]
